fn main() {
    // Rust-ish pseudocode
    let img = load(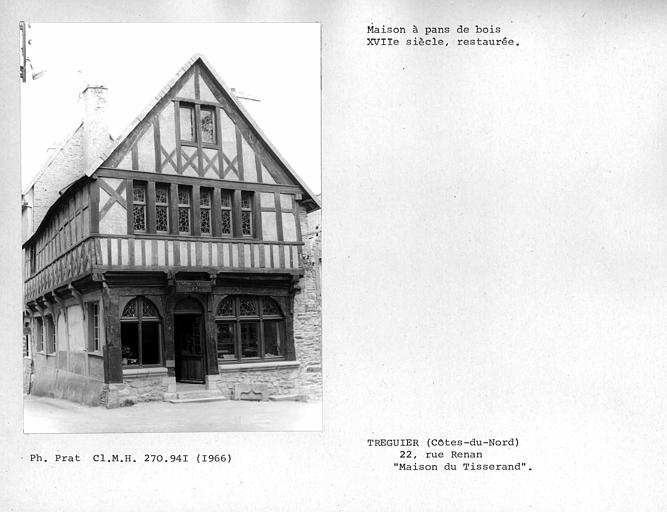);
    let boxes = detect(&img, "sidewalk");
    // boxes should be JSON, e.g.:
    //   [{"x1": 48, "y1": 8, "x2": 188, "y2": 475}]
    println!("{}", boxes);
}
[{"x1": 23, "y1": 394, "x2": 322, "y2": 433}]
